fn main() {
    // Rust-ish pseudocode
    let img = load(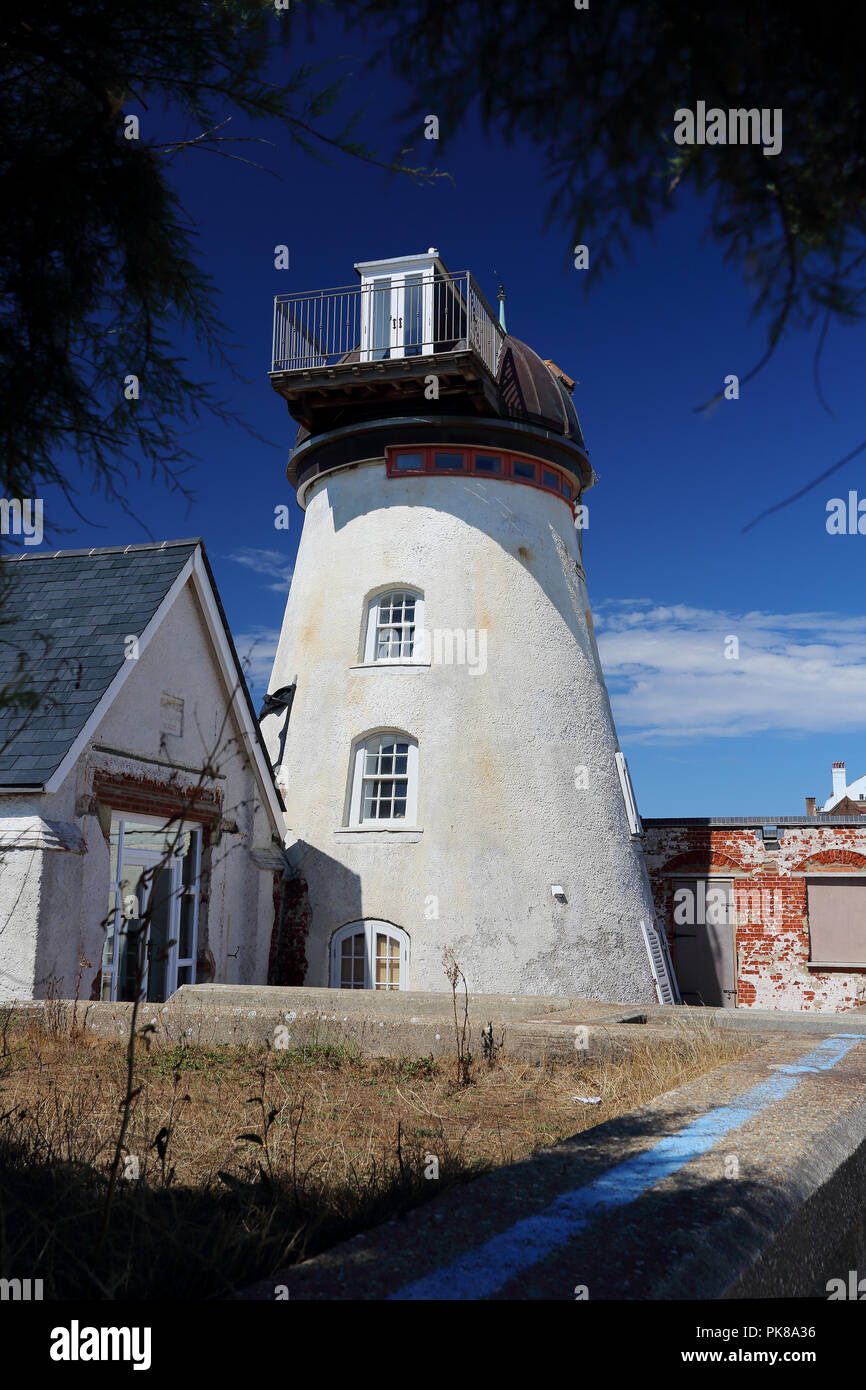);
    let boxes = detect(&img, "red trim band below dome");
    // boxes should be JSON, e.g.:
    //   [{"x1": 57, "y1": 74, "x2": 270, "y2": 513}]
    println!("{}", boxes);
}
[{"x1": 385, "y1": 444, "x2": 579, "y2": 511}]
